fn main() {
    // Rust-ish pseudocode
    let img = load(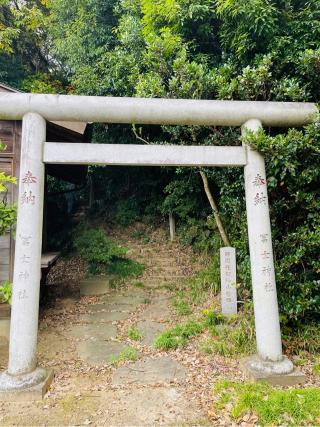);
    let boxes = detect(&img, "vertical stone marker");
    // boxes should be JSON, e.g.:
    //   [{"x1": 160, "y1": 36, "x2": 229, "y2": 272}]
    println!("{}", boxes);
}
[{"x1": 220, "y1": 247, "x2": 237, "y2": 315}]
